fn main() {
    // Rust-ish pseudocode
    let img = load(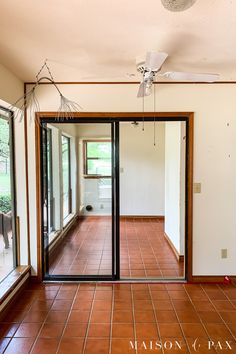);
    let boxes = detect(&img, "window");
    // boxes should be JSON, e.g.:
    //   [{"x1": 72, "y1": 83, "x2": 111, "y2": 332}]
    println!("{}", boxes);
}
[
  {"x1": 61, "y1": 135, "x2": 71, "y2": 219},
  {"x1": 84, "y1": 140, "x2": 112, "y2": 177},
  {"x1": 0, "y1": 106, "x2": 16, "y2": 282}
]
